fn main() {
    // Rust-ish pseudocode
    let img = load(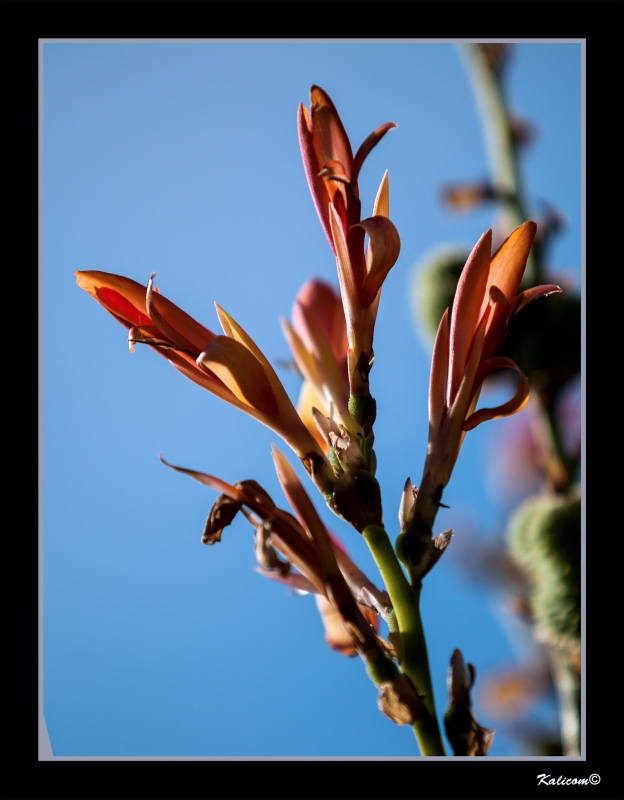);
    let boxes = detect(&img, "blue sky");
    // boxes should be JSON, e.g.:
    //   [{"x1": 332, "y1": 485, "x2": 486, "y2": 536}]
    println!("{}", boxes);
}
[{"x1": 43, "y1": 41, "x2": 581, "y2": 757}]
